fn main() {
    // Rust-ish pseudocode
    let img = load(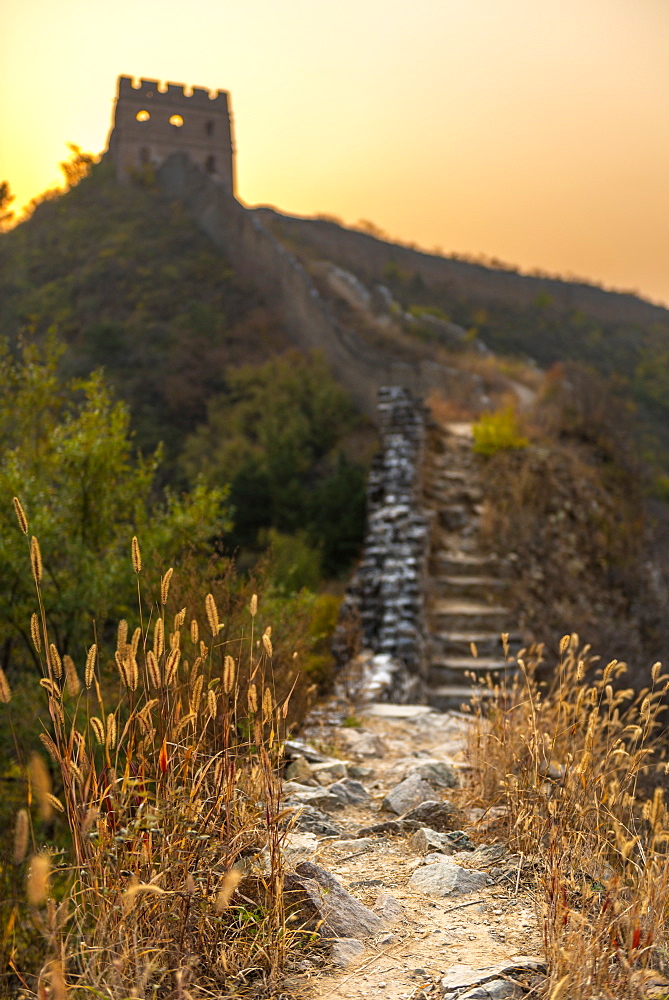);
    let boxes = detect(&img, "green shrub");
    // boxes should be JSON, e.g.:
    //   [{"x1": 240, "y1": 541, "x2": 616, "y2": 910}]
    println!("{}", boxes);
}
[{"x1": 472, "y1": 406, "x2": 529, "y2": 456}]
